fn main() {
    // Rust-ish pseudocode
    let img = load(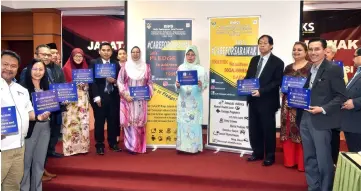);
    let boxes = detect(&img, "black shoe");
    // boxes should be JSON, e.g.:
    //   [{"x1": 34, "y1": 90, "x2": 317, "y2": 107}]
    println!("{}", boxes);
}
[
  {"x1": 127, "y1": 149, "x2": 137, "y2": 155},
  {"x1": 96, "y1": 147, "x2": 105, "y2": 155},
  {"x1": 247, "y1": 155, "x2": 263, "y2": 162},
  {"x1": 262, "y1": 159, "x2": 275, "y2": 166},
  {"x1": 109, "y1": 145, "x2": 122, "y2": 152},
  {"x1": 47, "y1": 152, "x2": 63, "y2": 158}
]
